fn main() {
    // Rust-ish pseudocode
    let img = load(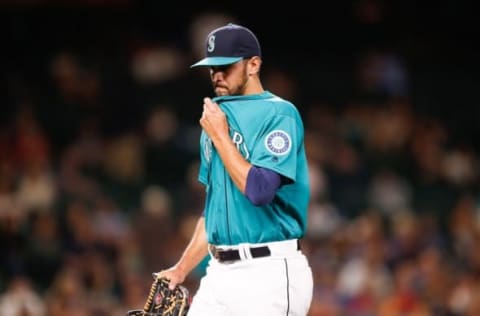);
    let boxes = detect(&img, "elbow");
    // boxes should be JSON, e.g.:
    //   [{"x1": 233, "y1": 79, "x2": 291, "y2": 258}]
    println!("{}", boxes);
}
[{"x1": 244, "y1": 166, "x2": 281, "y2": 206}]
